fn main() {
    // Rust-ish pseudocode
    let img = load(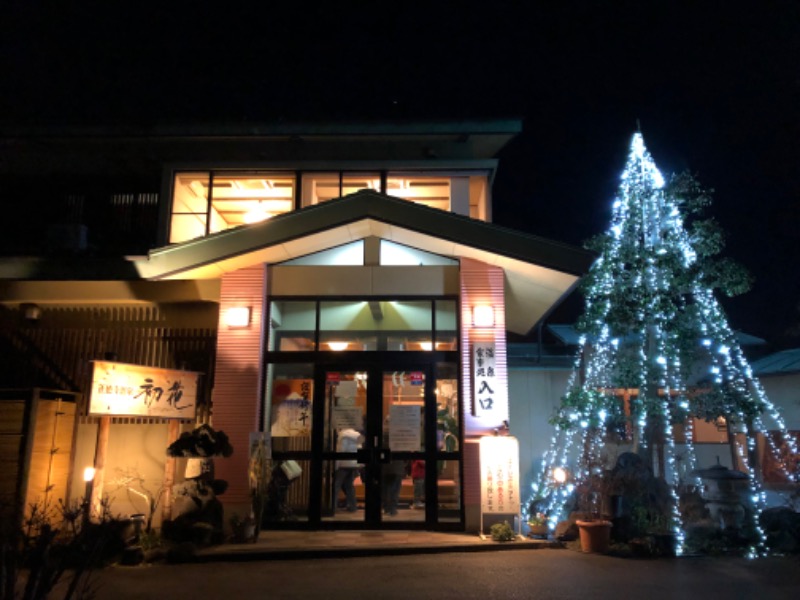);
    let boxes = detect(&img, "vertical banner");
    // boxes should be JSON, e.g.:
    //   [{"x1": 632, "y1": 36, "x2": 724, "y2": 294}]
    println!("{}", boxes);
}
[
  {"x1": 472, "y1": 342, "x2": 497, "y2": 417},
  {"x1": 479, "y1": 435, "x2": 520, "y2": 515}
]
